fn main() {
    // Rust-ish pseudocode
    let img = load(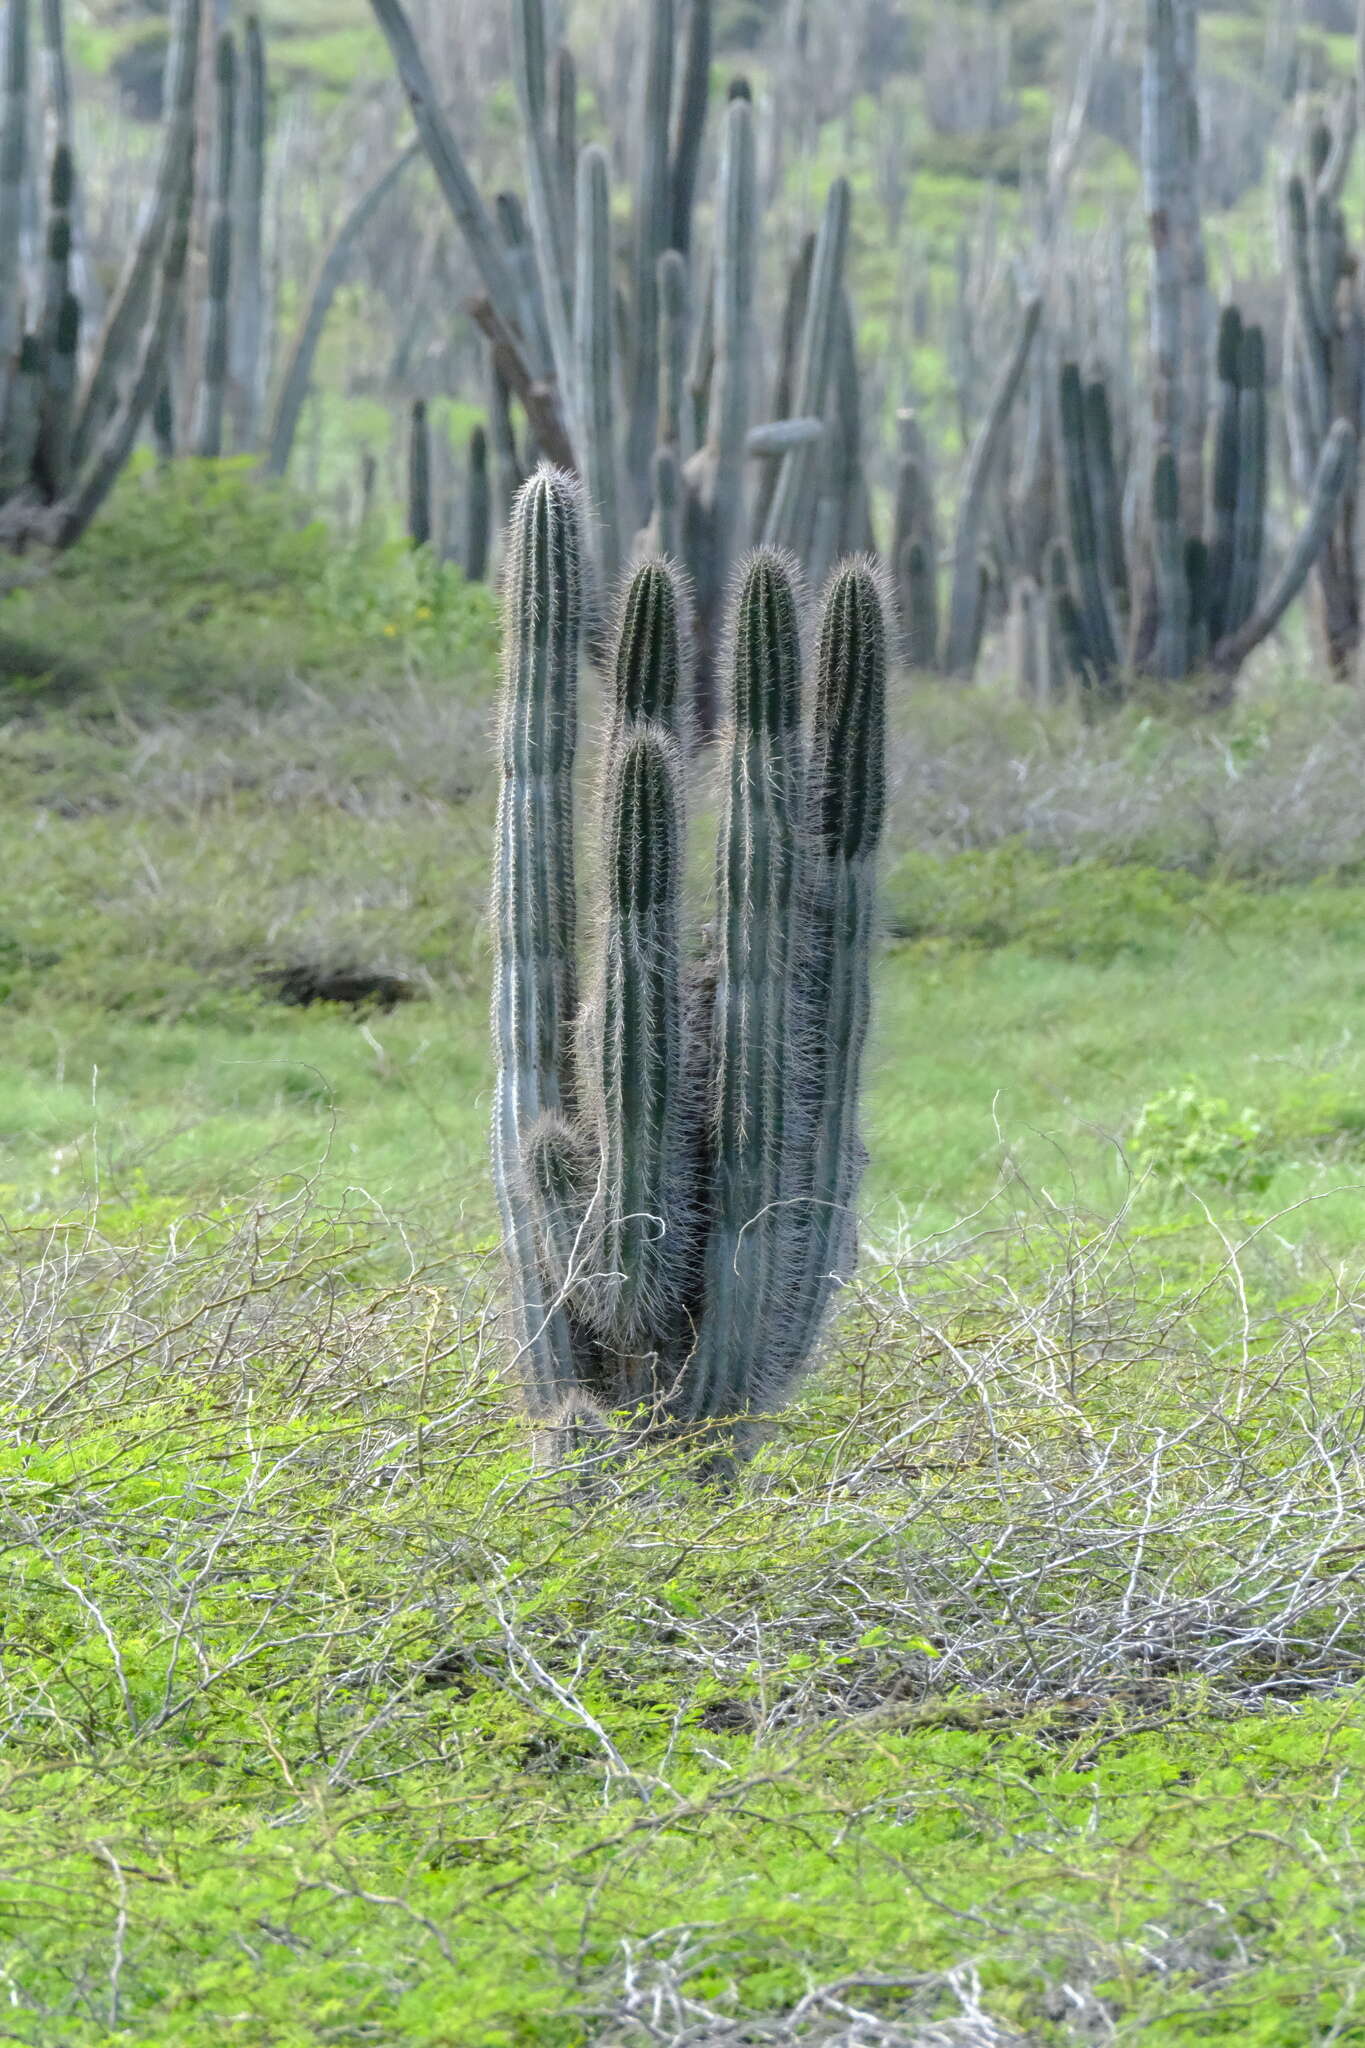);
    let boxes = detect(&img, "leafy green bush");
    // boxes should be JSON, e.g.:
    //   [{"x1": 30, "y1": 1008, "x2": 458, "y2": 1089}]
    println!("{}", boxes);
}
[{"x1": 1130, "y1": 1083, "x2": 1281, "y2": 1197}]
